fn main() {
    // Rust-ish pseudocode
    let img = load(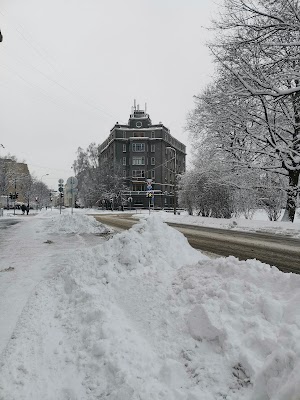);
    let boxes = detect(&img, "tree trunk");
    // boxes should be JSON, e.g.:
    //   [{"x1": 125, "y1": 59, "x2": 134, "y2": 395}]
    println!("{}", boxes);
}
[
  {"x1": 282, "y1": 170, "x2": 299, "y2": 222},
  {"x1": 282, "y1": 86, "x2": 300, "y2": 222}
]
